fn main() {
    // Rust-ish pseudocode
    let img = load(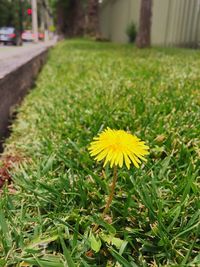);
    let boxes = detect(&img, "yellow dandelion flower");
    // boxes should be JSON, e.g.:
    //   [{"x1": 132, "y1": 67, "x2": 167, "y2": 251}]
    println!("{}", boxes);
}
[{"x1": 88, "y1": 128, "x2": 149, "y2": 169}]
